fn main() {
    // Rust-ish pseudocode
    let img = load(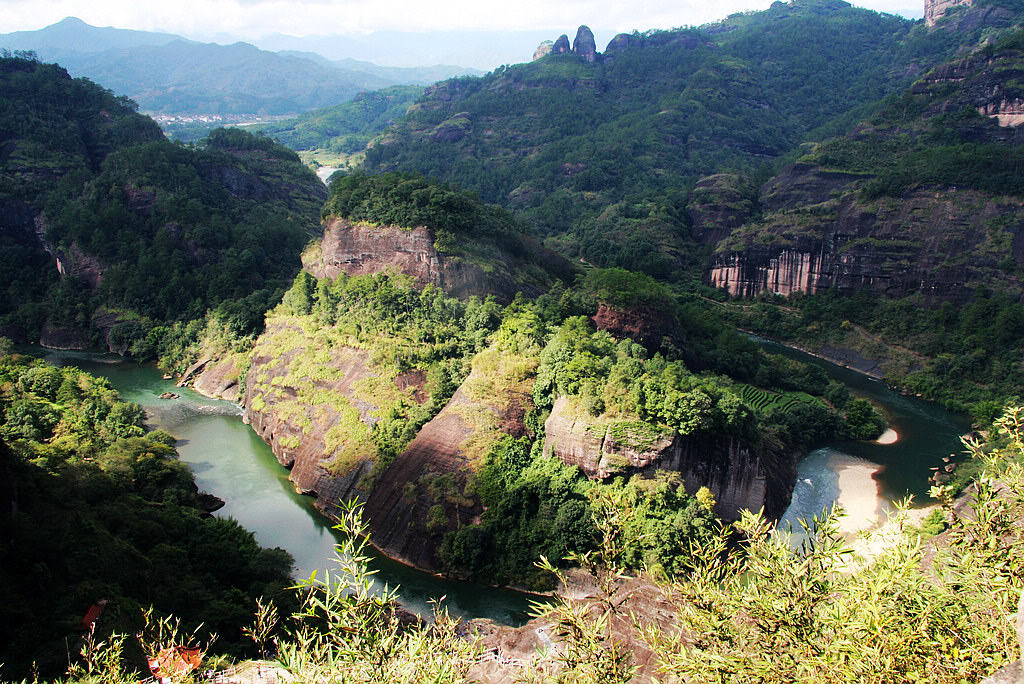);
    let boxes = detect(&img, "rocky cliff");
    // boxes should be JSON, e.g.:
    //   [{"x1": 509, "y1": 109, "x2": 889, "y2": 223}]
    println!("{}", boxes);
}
[
  {"x1": 304, "y1": 217, "x2": 567, "y2": 302},
  {"x1": 543, "y1": 397, "x2": 794, "y2": 521},
  {"x1": 707, "y1": 171, "x2": 1024, "y2": 300},
  {"x1": 704, "y1": 41, "x2": 1024, "y2": 301},
  {"x1": 926, "y1": 0, "x2": 973, "y2": 26},
  {"x1": 241, "y1": 319, "x2": 380, "y2": 519},
  {"x1": 362, "y1": 349, "x2": 533, "y2": 569},
  {"x1": 227, "y1": 311, "x2": 536, "y2": 571}
]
